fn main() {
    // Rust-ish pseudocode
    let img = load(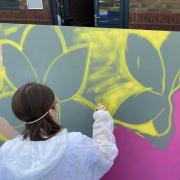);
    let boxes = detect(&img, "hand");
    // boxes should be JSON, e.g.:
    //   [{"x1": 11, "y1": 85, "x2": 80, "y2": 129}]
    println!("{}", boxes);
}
[{"x1": 95, "y1": 103, "x2": 106, "y2": 111}]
